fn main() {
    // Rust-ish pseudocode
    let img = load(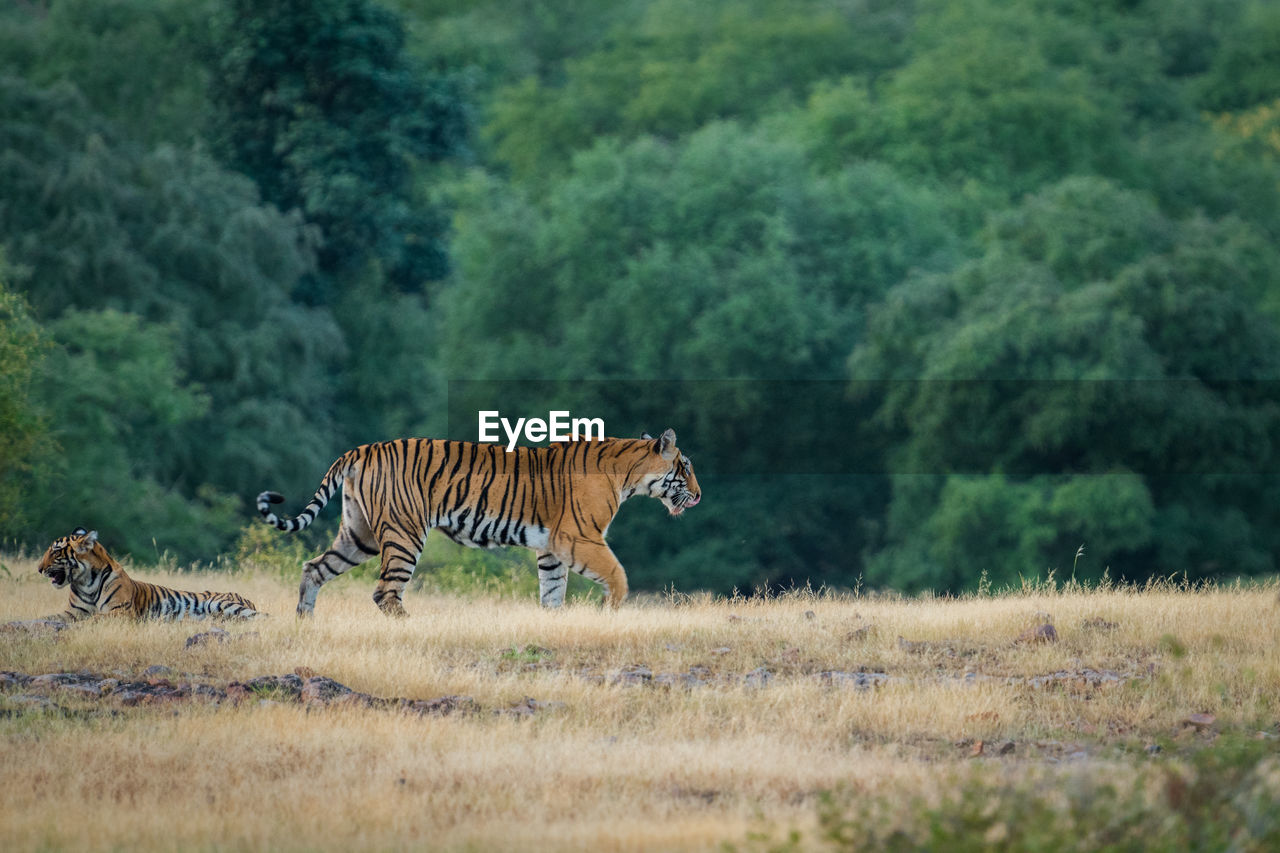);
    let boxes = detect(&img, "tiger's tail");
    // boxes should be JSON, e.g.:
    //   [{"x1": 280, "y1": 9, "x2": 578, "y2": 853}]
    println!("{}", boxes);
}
[{"x1": 257, "y1": 451, "x2": 356, "y2": 533}]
